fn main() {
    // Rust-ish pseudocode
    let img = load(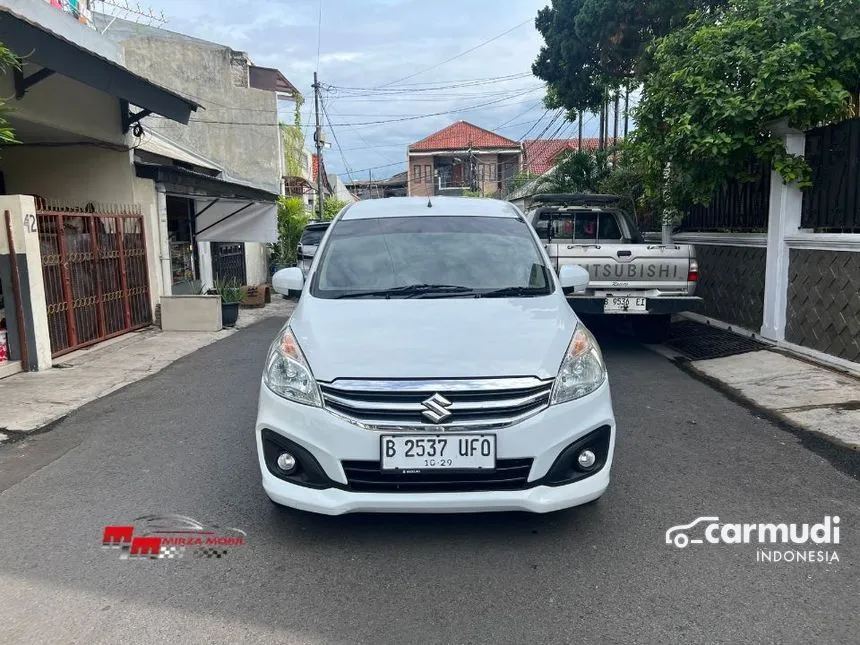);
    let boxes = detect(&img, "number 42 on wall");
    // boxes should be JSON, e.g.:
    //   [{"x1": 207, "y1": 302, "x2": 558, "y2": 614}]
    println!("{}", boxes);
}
[{"x1": 23, "y1": 213, "x2": 37, "y2": 233}]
